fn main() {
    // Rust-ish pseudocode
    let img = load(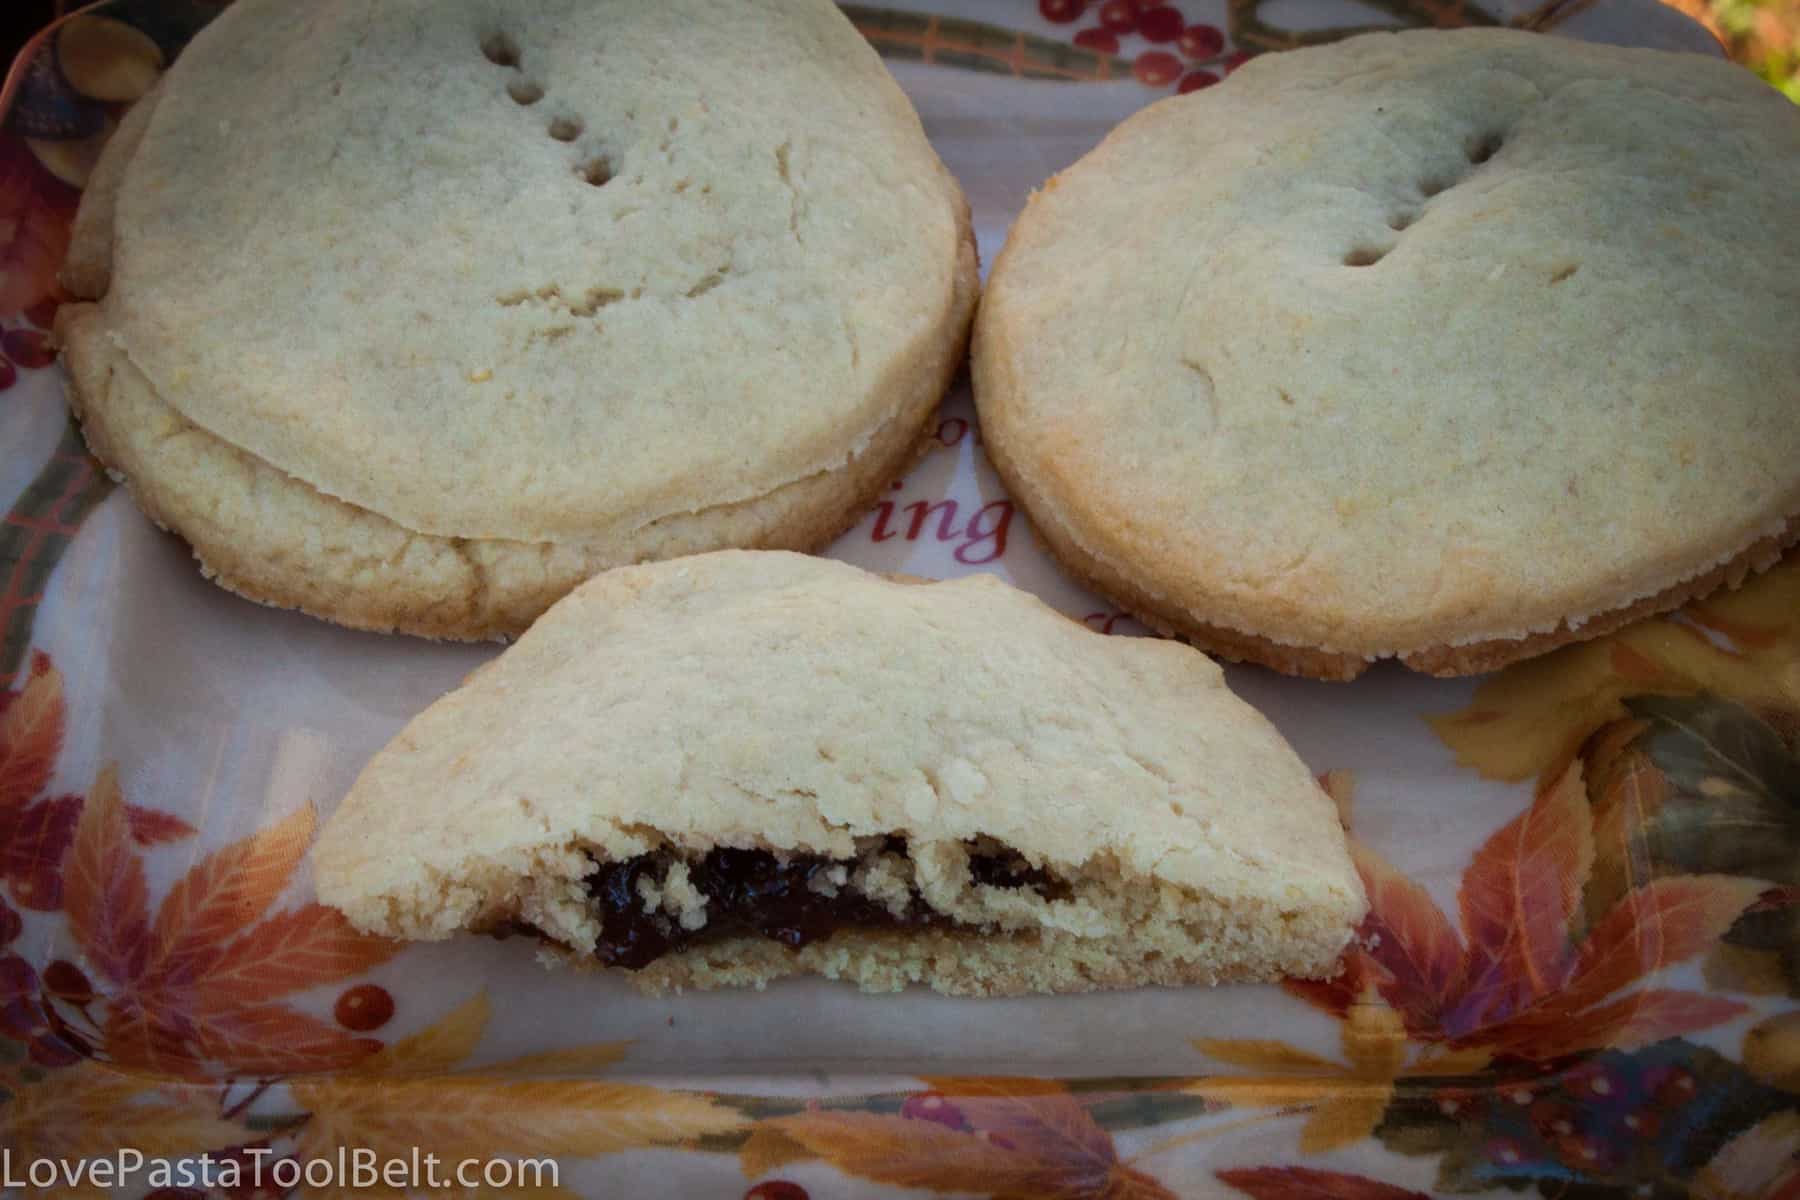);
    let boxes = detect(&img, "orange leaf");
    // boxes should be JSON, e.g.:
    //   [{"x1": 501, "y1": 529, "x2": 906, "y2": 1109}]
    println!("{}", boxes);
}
[
  {"x1": 65, "y1": 767, "x2": 151, "y2": 984},
  {"x1": 0, "y1": 138, "x2": 78, "y2": 316},
  {"x1": 148, "y1": 805, "x2": 316, "y2": 984},
  {"x1": 738, "y1": 1126, "x2": 814, "y2": 1179},
  {"x1": 0, "y1": 652, "x2": 63, "y2": 812},
  {"x1": 1553, "y1": 875, "x2": 1767, "y2": 1014},
  {"x1": 184, "y1": 905, "x2": 398, "y2": 1009},
  {"x1": 188, "y1": 1003, "x2": 383, "y2": 1076},
  {"x1": 1218, "y1": 1166, "x2": 1431, "y2": 1200},
  {"x1": 1482, "y1": 988, "x2": 1750, "y2": 1059},
  {"x1": 1346, "y1": 841, "x2": 1464, "y2": 1033},
  {"x1": 1449, "y1": 763, "x2": 1593, "y2": 1029},
  {"x1": 765, "y1": 1110, "x2": 1141, "y2": 1200},
  {"x1": 917, "y1": 1077, "x2": 1117, "y2": 1178}
]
